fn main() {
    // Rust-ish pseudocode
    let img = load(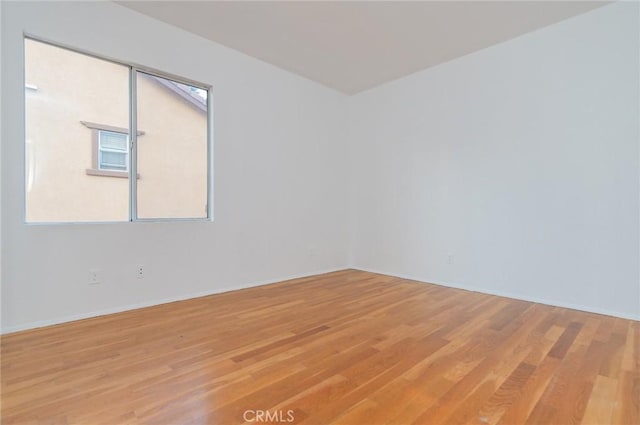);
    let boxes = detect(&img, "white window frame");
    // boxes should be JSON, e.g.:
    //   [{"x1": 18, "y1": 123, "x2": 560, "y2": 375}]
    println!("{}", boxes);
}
[{"x1": 24, "y1": 35, "x2": 214, "y2": 224}]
